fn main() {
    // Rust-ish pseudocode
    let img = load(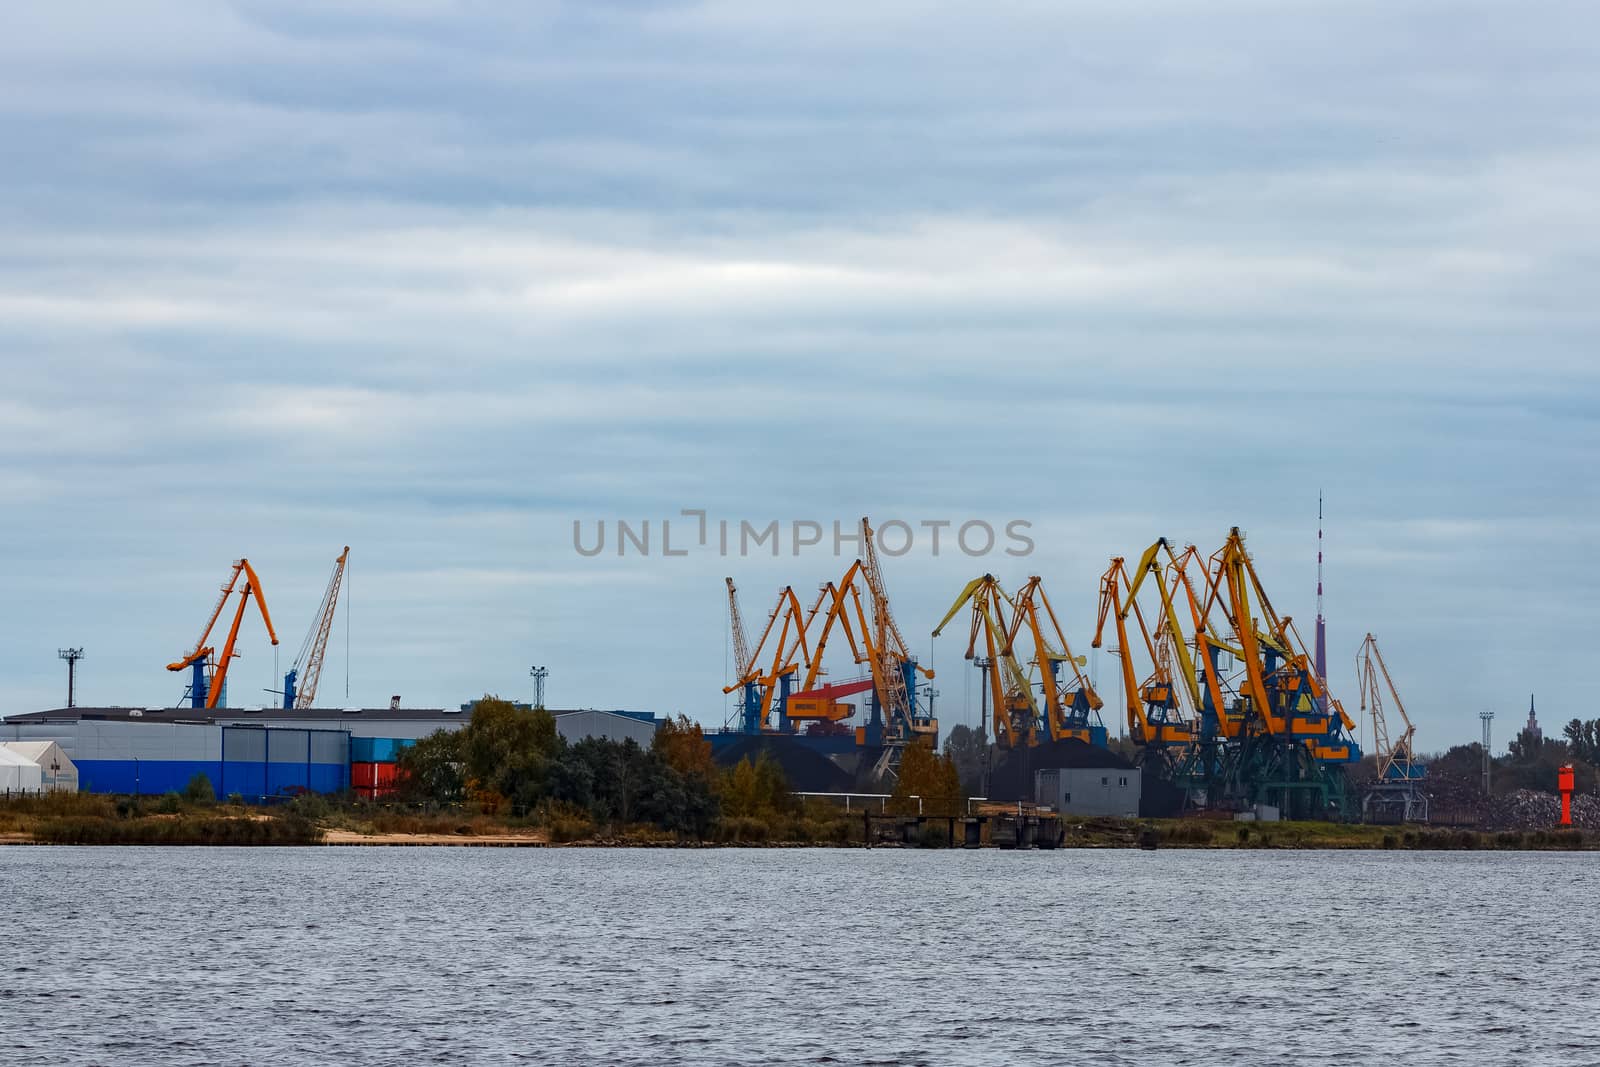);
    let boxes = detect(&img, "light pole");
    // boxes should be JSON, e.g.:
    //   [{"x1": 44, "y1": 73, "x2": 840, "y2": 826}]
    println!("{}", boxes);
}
[
  {"x1": 1480, "y1": 710, "x2": 1495, "y2": 796},
  {"x1": 58, "y1": 648, "x2": 85, "y2": 708},
  {"x1": 530, "y1": 665, "x2": 549, "y2": 709}
]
